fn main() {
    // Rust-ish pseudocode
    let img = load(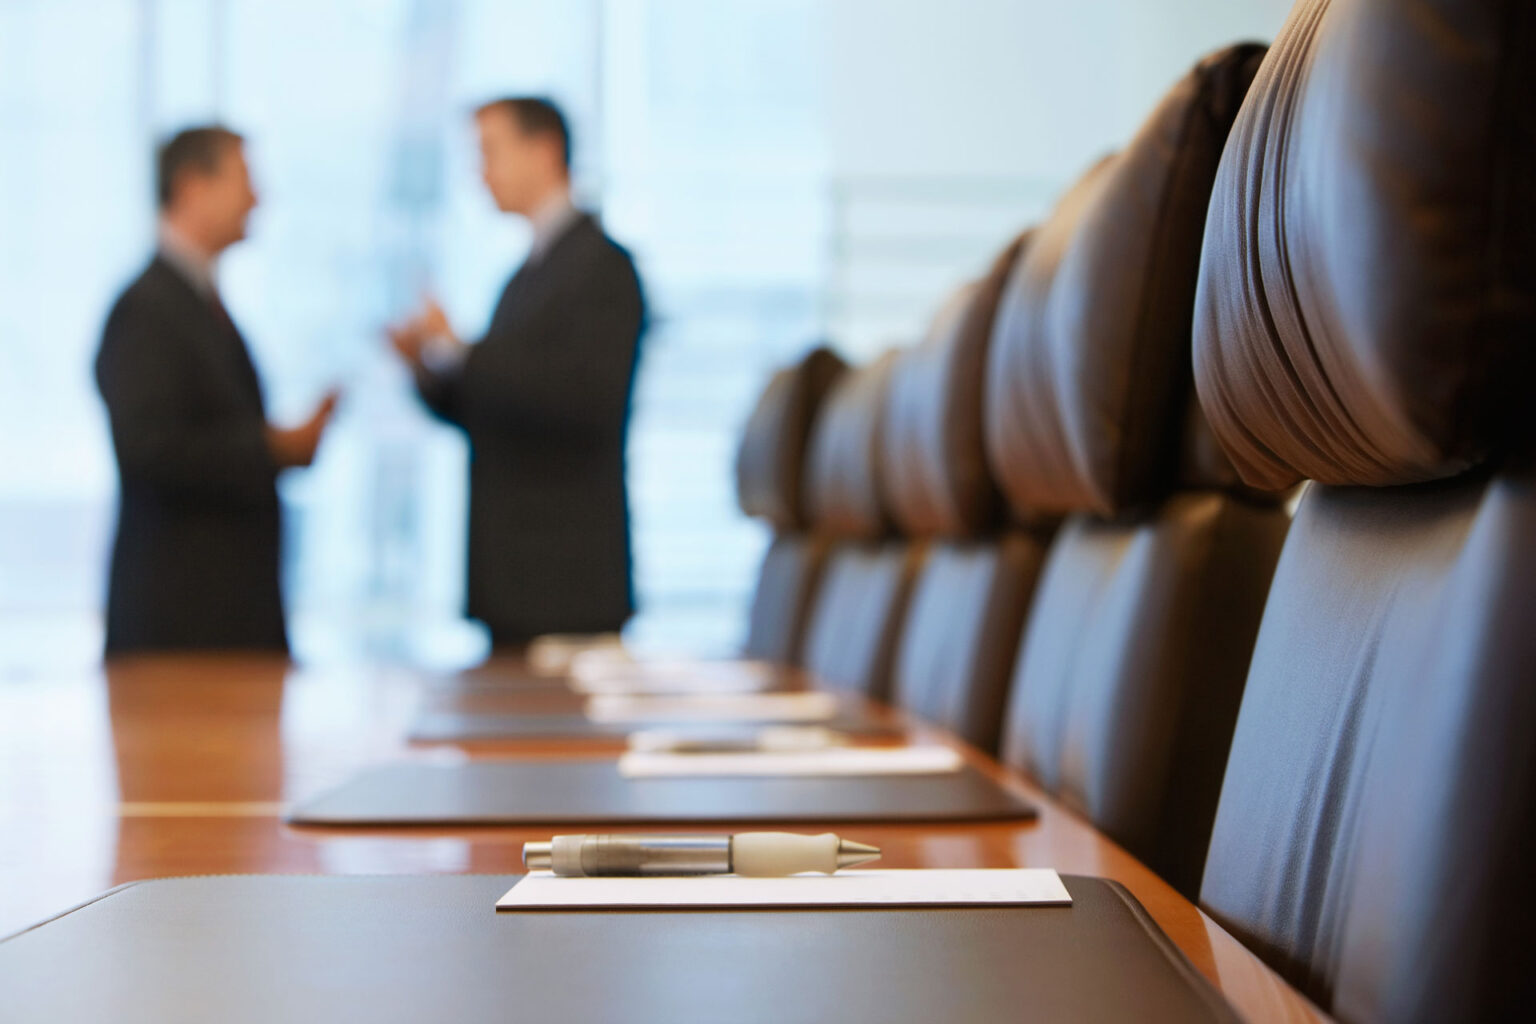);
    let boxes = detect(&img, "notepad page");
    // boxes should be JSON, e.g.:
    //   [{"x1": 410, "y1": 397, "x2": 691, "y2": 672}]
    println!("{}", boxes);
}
[
  {"x1": 626, "y1": 724, "x2": 845, "y2": 754},
  {"x1": 498, "y1": 869, "x2": 1071, "y2": 910},
  {"x1": 569, "y1": 660, "x2": 778, "y2": 696},
  {"x1": 585, "y1": 692, "x2": 840, "y2": 724},
  {"x1": 617, "y1": 745, "x2": 963, "y2": 777}
]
